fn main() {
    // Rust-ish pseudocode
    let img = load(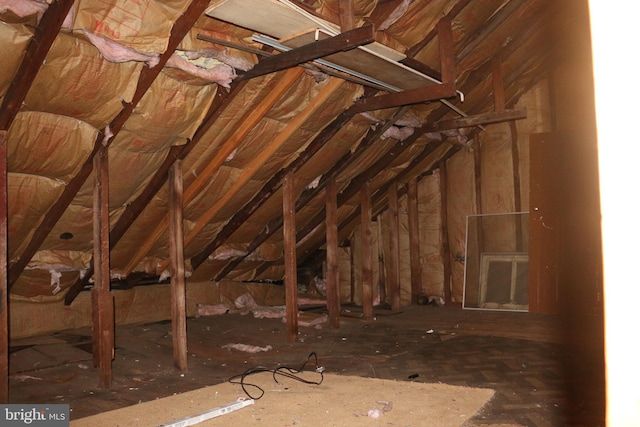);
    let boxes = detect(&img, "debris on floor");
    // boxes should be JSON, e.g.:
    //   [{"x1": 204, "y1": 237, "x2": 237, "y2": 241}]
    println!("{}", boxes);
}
[{"x1": 222, "y1": 343, "x2": 273, "y2": 353}]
